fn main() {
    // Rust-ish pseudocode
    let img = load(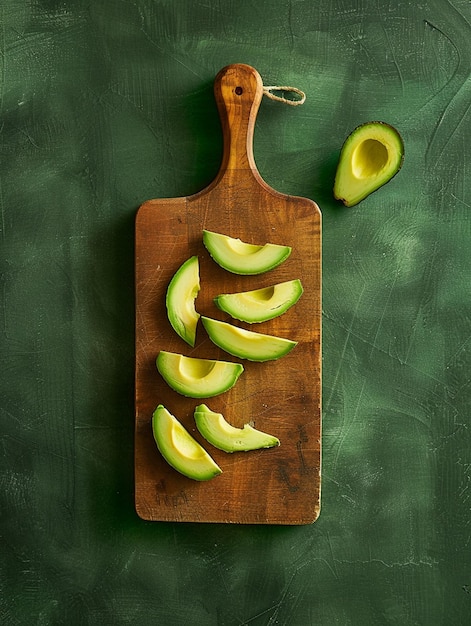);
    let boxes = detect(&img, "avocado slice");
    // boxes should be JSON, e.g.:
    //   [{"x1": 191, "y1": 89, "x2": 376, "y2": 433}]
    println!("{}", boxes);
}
[
  {"x1": 194, "y1": 404, "x2": 280, "y2": 452},
  {"x1": 156, "y1": 351, "x2": 244, "y2": 398},
  {"x1": 166, "y1": 256, "x2": 200, "y2": 347},
  {"x1": 201, "y1": 316, "x2": 297, "y2": 362},
  {"x1": 214, "y1": 279, "x2": 303, "y2": 323},
  {"x1": 152, "y1": 404, "x2": 222, "y2": 480},
  {"x1": 203, "y1": 230, "x2": 291, "y2": 275},
  {"x1": 333, "y1": 121, "x2": 404, "y2": 207}
]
